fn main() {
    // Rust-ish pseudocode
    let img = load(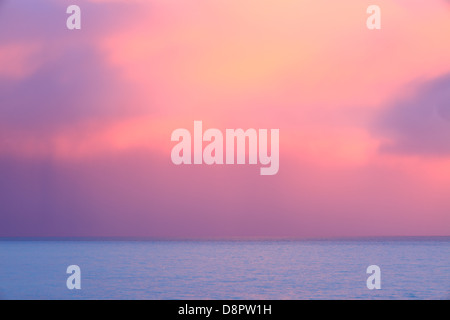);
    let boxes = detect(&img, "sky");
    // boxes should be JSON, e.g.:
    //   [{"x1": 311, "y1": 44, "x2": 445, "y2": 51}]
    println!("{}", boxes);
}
[{"x1": 0, "y1": 0, "x2": 449, "y2": 238}]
